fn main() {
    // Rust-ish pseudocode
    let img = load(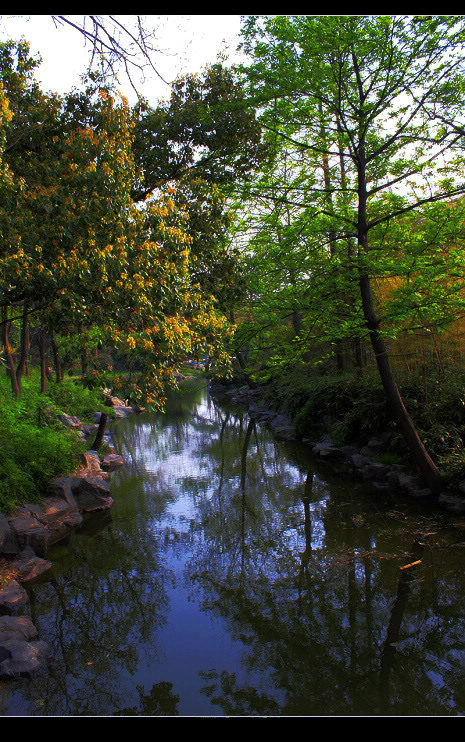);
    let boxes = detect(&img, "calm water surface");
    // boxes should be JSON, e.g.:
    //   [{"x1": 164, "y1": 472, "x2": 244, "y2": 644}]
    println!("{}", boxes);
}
[{"x1": 3, "y1": 379, "x2": 465, "y2": 716}]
